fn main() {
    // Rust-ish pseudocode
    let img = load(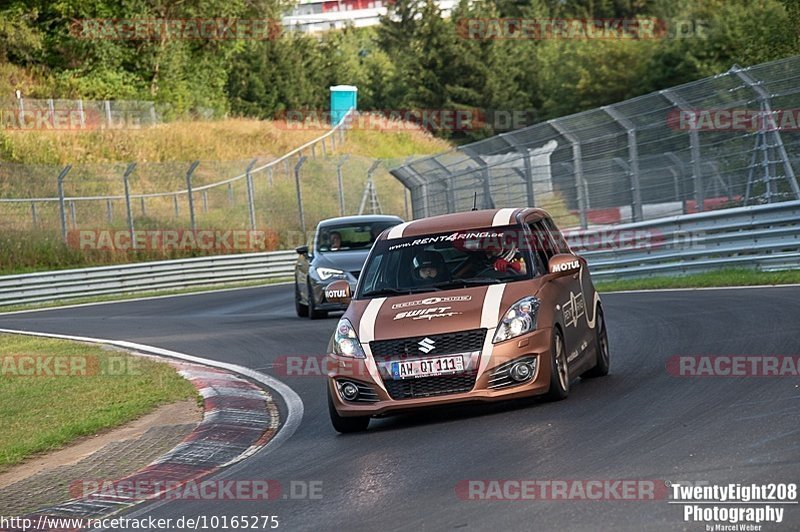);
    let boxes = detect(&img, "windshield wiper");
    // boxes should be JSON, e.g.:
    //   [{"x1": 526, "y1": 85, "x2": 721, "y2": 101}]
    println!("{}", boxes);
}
[
  {"x1": 433, "y1": 277, "x2": 502, "y2": 290},
  {"x1": 361, "y1": 287, "x2": 440, "y2": 298}
]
